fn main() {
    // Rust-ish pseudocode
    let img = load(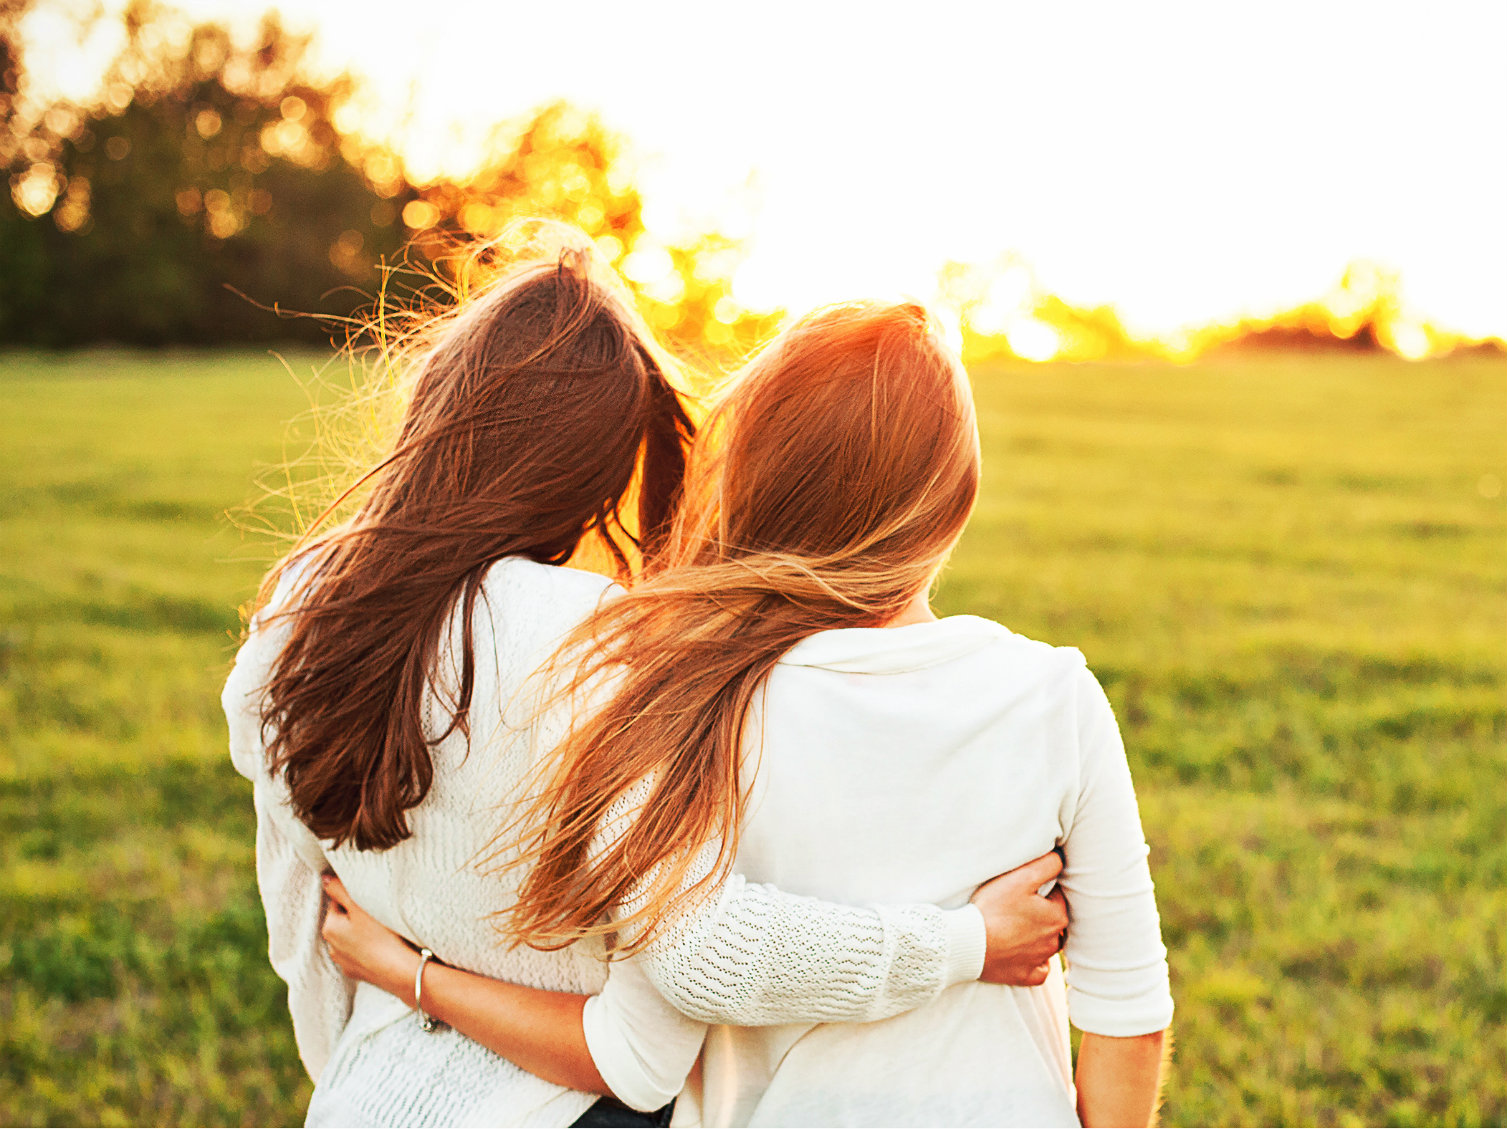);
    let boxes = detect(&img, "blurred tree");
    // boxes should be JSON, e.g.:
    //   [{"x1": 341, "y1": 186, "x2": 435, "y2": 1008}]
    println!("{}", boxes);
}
[
  {"x1": 0, "y1": 0, "x2": 22, "y2": 151},
  {"x1": 0, "y1": 3, "x2": 768, "y2": 356},
  {"x1": 408, "y1": 100, "x2": 774, "y2": 365},
  {"x1": 0, "y1": 0, "x2": 45, "y2": 337},
  {"x1": 412, "y1": 102, "x2": 645, "y2": 266},
  {"x1": 0, "y1": 1, "x2": 411, "y2": 345},
  {"x1": 940, "y1": 254, "x2": 1136, "y2": 364}
]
